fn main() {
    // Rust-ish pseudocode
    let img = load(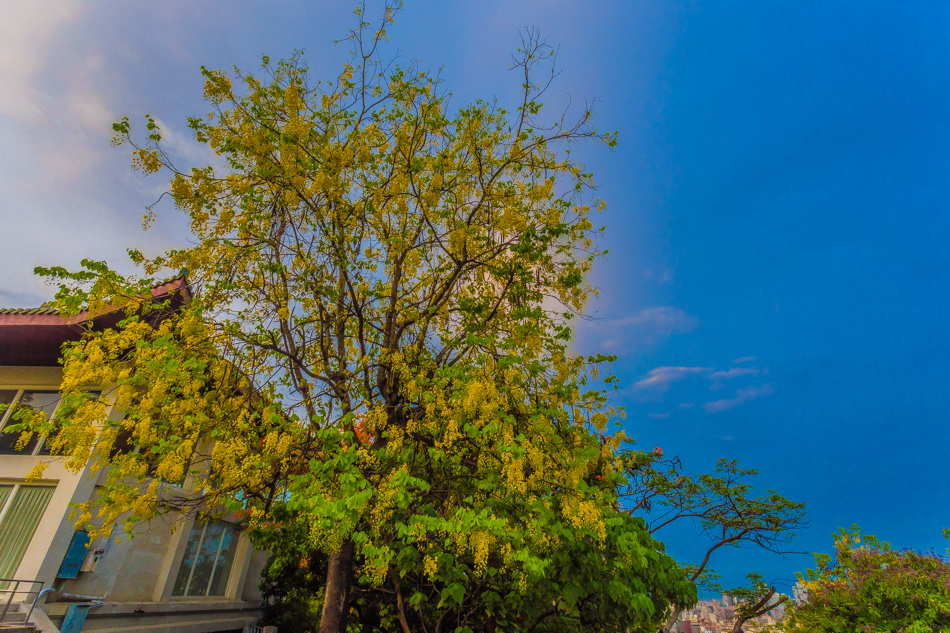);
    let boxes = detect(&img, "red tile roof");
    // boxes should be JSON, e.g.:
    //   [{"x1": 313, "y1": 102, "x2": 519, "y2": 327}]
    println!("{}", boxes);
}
[{"x1": 0, "y1": 277, "x2": 190, "y2": 366}]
